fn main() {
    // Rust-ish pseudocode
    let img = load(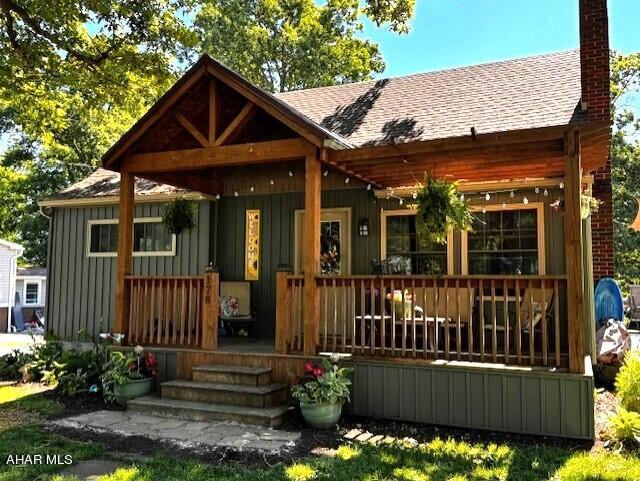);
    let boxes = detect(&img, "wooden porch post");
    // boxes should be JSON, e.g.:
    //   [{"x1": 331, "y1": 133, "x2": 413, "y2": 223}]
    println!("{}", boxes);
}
[
  {"x1": 563, "y1": 128, "x2": 586, "y2": 373},
  {"x1": 275, "y1": 269, "x2": 292, "y2": 354},
  {"x1": 202, "y1": 270, "x2": 219, "y2": 350},
  {"x1": 303, "y1": 150, "x2": 321, "y2": 355},
  {"x1": 114, "y1": 171, "x2": 134, "y2": 340}
]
